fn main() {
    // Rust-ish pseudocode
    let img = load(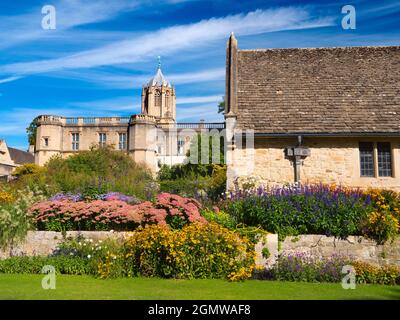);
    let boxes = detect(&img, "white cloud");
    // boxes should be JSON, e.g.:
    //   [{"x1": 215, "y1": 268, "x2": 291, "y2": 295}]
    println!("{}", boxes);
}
[
  {"x1": 69, "y1": 96, "x2": 140, "y2": 113},
  {"x1": 177, "y1": 104, "x2": 224, "y2": 122},
  {"x1": 177, "y1": 95, "x2": 222, "y2": 105},
  {"x1": 52, "y1": 67, "x2": 225, "y2": 88},
  {"x1": 0, "y1": 8, "x2": 334, "y2": 78},
  {"x1": 0, "y1": 0, "x2": 143, "y2": 51},
  {"x1": 0, "y1": 76, "x2": 23, "y2": 84}
]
